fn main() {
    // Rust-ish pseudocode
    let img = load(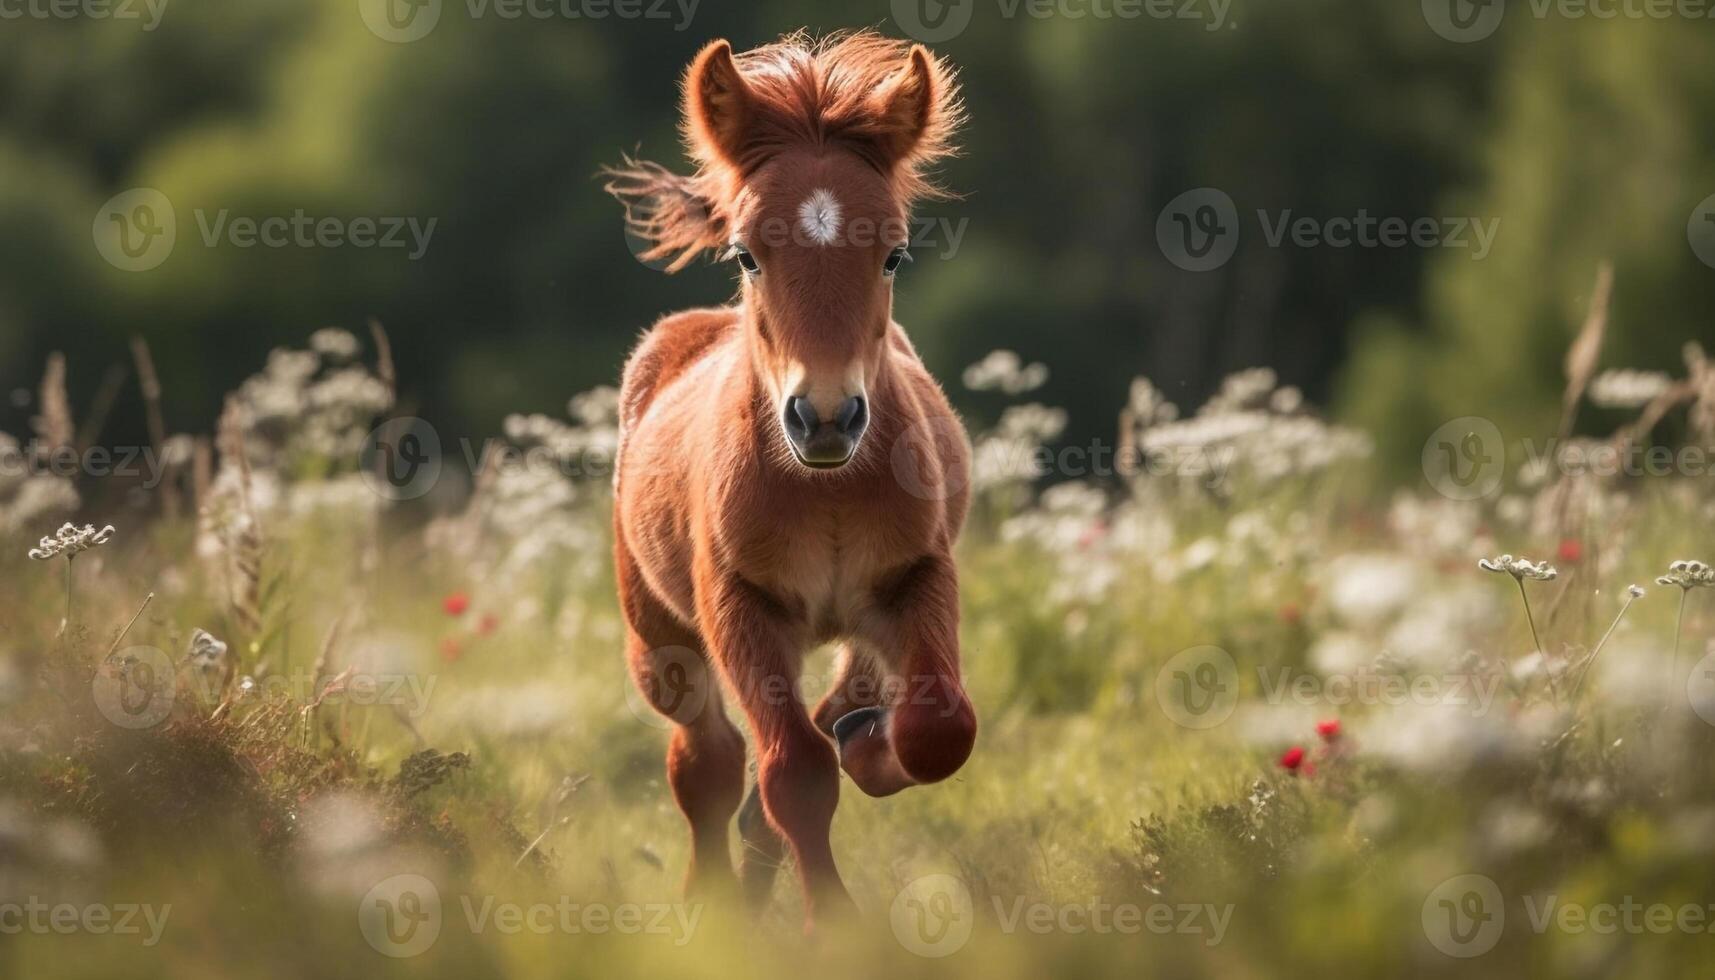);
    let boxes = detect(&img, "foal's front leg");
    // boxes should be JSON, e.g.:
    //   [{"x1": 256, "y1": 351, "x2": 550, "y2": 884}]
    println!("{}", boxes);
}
[
  {"x1": 698, "y1": 575, "x2": 854, "y2": 924},
  {"x1": 835, "y1": 554, "x2": 977, "y2": 797}
]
